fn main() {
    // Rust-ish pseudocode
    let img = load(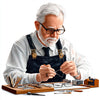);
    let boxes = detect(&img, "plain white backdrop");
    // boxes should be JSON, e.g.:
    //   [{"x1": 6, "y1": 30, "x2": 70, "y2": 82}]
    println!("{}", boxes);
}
[{"x1": 0, "y1": 0, "x2": 100, "y2": 99}]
